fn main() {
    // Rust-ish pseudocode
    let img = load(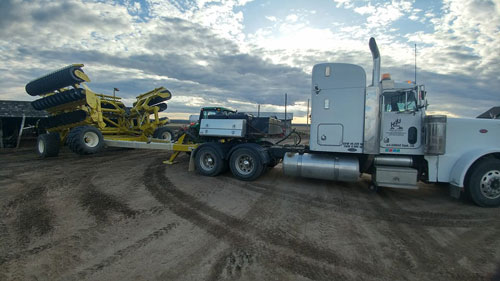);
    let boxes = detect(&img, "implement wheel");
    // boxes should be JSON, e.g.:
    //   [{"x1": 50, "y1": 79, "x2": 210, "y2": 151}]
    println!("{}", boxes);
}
[
  {"x1": 195, "y1": 146, "x2": 225, "y2": 177},
  {"x1": 153, "y1": 127, "x2": 175, "y2": 142},
  {"x1": 67, "y1": 126, "x2": 104, "y2": 155},
  {"x1": 229, "y1": 147, "x2": 265, "y2": 181},
  {"x1": 467, "y1": 158, "x2": 500, "y2": 207},
  {"x1": 37, "y1": 133, "x2": 60, "y2": 158}
]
